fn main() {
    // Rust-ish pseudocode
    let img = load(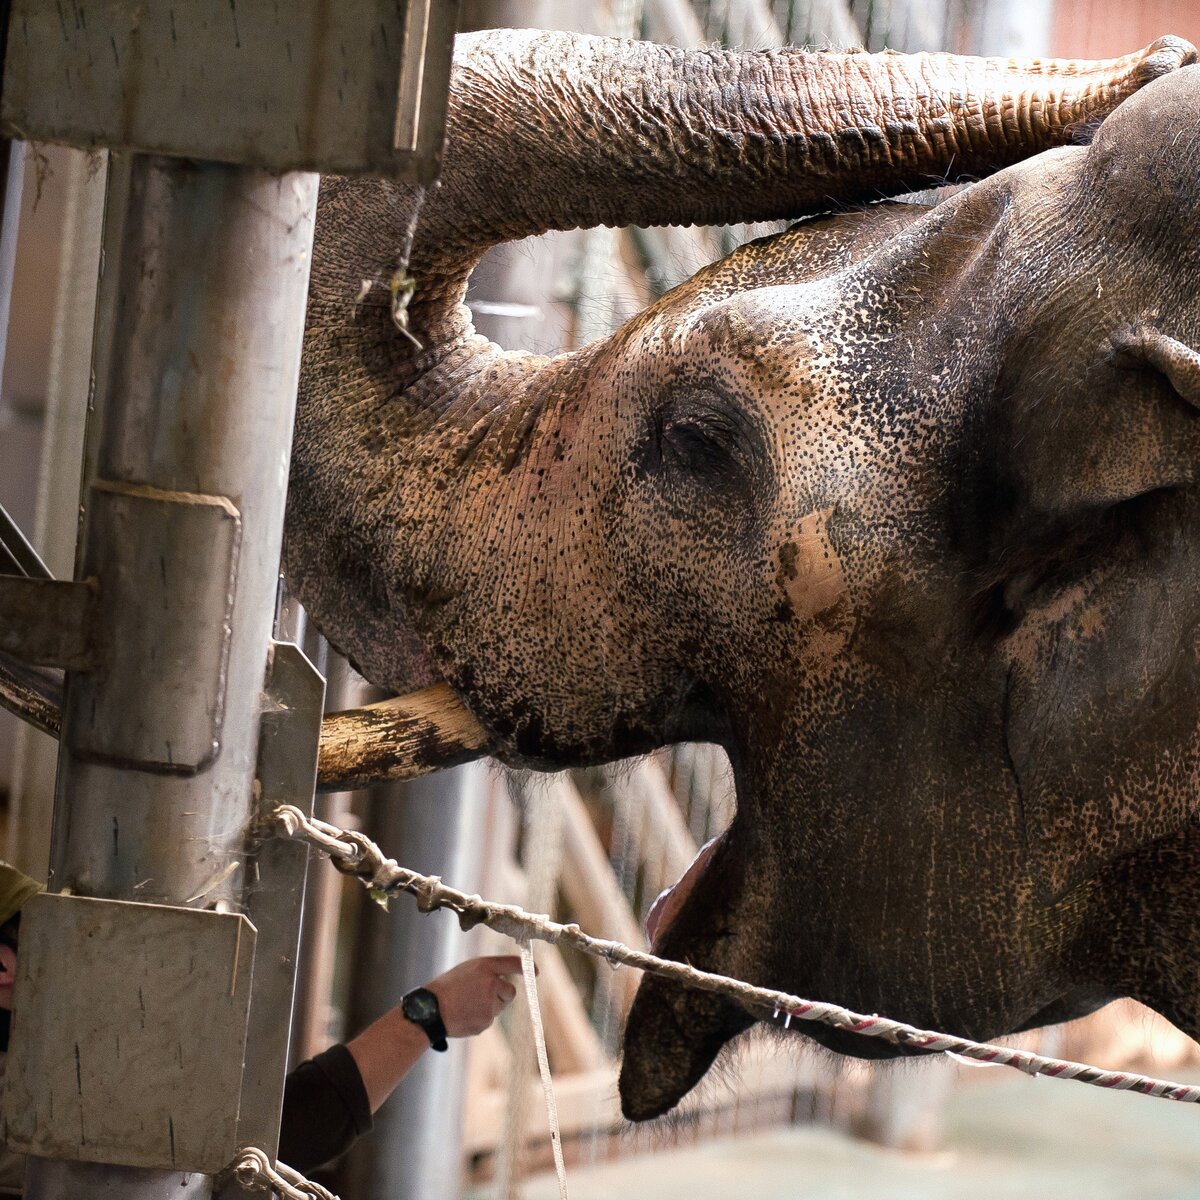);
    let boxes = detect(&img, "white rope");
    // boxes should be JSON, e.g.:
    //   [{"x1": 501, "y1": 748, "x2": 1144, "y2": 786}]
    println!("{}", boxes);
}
[
  {"x1": 520, "y1": 936, "x2": 570, "y2": 1200},
  {"x1": 496, "y1": 778, "x2": 566, "y2": 1199},
  {"x1": 274, "y1": 804, "x2": 1200, "y2": 1106},
  {"x1": 228, "y1": 1146, "x2": 339, "y2": 1200}
]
